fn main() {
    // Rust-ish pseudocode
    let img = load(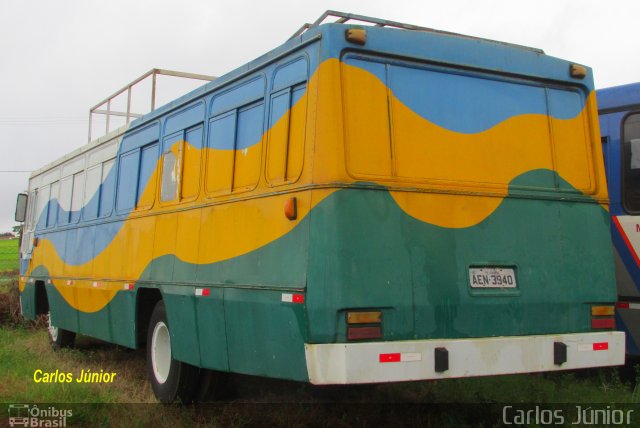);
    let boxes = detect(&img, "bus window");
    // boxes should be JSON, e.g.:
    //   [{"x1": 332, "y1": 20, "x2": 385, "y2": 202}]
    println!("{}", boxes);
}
[
  {"x1": 99, "y1": 159, "x2": 115, "y2": 217},
  {"x1": 623, "y1": 113, "x2": 640, "y2": 212},
  {"x1": 206, "y1": 112, "x2": 236, "y2": 195},
  {"x1": 234, "y1": 102, "x2": 264, "y2": 190},
  {"x1": 70, "y1": 172, "x2": 85, "y2": 223},
  {"x1": 182, "y1": 125, "x2": 203, "y2": 199},
  {"x1": 117, "y1": 150, "x2": 140, "y2": 212},
  {"x1": 137, "y1": 143, "x2": 158, "y2": 208},
  {"x1": 267, "y1": 57, "x2": 308, "y2": 185},
  {"x1": 47, "y1": 182, "x2": 59, "y2": 227},
  {"x1": 58, "y1": 177, "x2": 72, "y2": 224},
  {"x1": 84, "y1": 165, "x2": 102, "y2": 220},
  {"x1": 35, "y1": 185, "x2": 49, "y2": 229}
]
